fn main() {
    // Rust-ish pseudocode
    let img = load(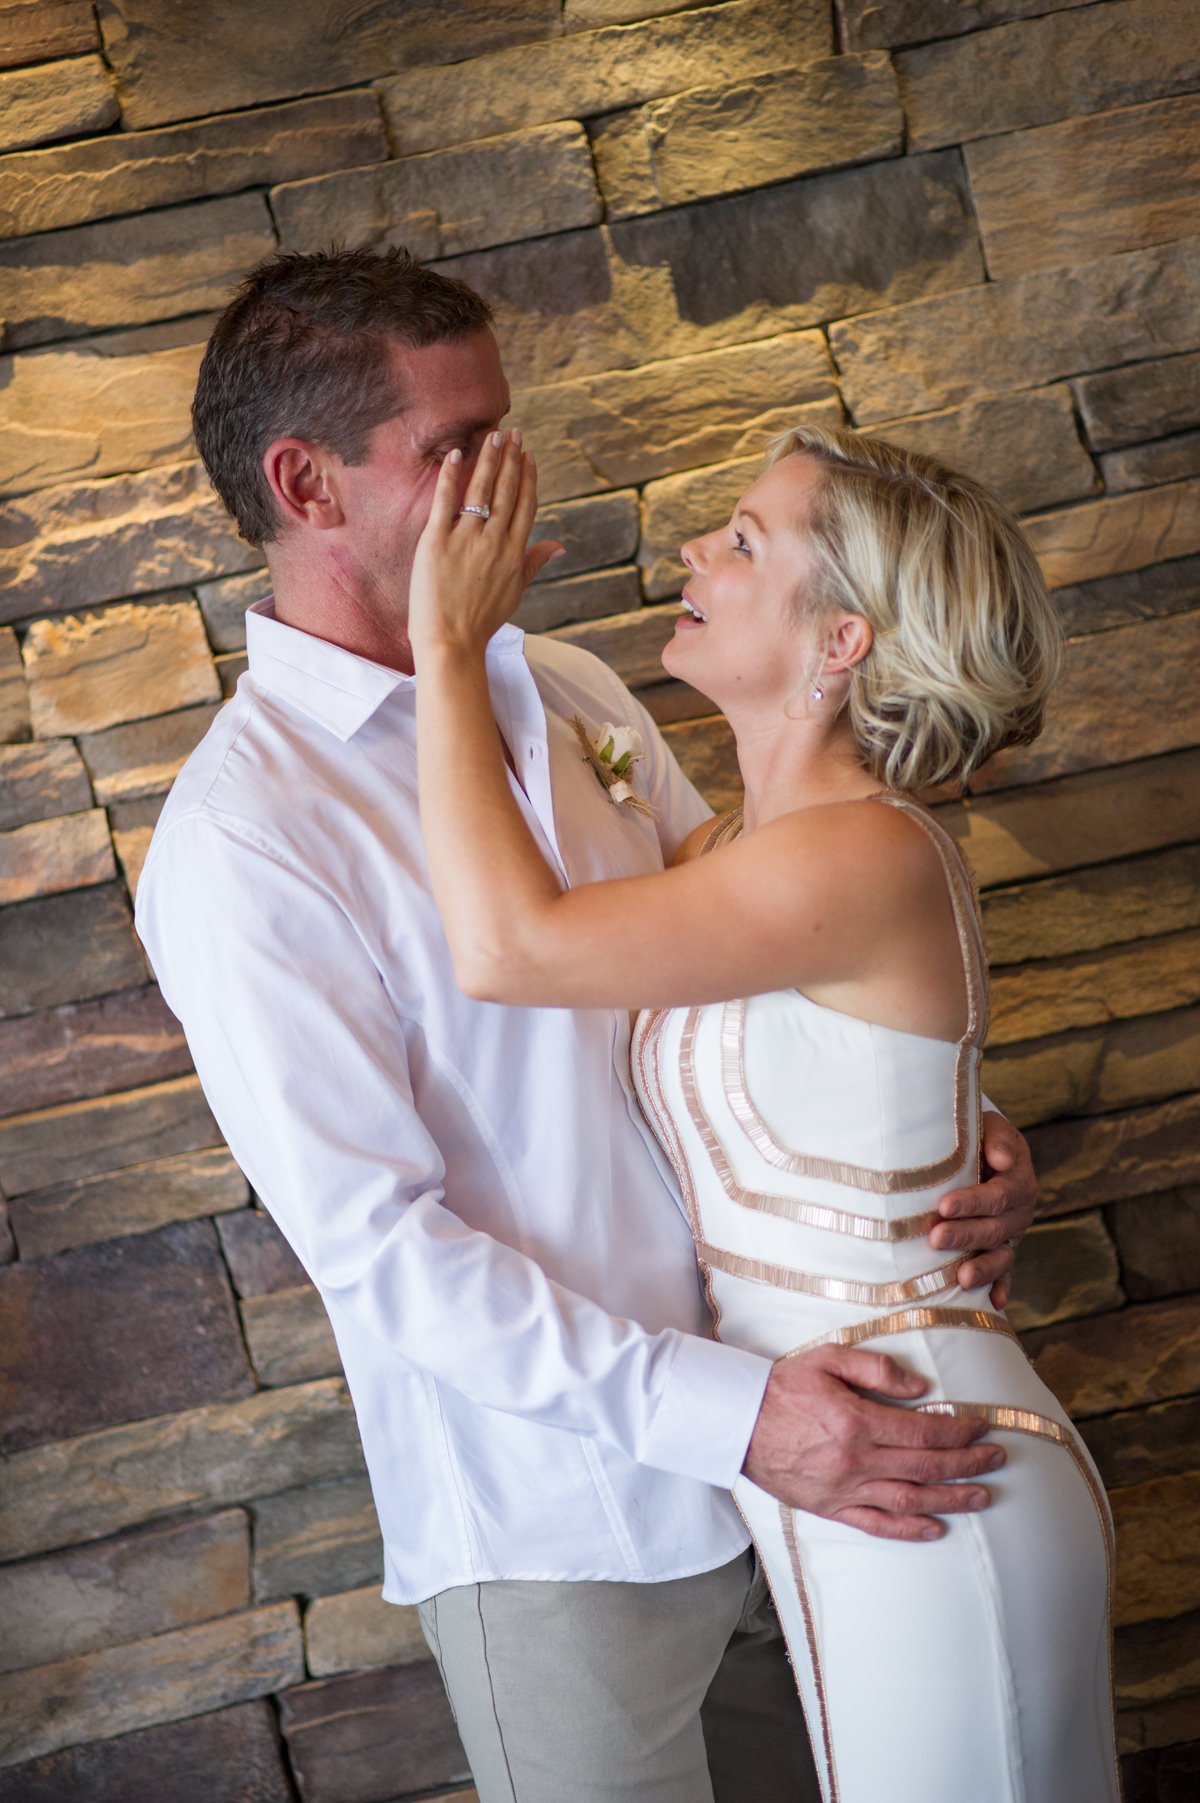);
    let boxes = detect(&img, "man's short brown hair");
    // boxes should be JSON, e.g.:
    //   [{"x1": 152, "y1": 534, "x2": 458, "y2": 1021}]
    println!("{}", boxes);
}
[{"x1": 192, "y1": 246, "x2": 494, "y2": 547}]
